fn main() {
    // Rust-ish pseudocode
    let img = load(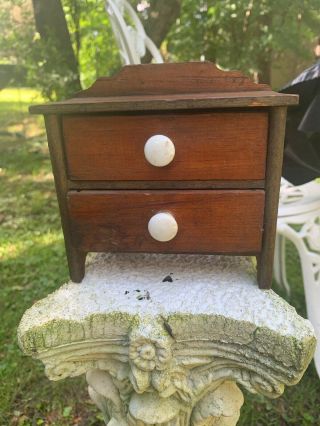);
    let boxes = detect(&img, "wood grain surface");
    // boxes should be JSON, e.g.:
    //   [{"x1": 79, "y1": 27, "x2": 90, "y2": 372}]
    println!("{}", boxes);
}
[
  {"x1": 44, "y1": 114, "x2": 86, "y2": 283},
  {"x1": 34, "y1": 63, "x2": 294, "y2": 287},
  {"x1": 63, "y1": 111, "x2": 268, "y2": 181},
  {"x1": 29, "y1": 63, "x2": 298, "y2": 114},
  {"x1": 67, "y1": 189, "x2": 265, "y2": 254},
  {"x1": 79, "y1": 62, "x2": 271, "y2": 96},
  {"x1": 67, "y1": 179, "x2": 265, "y2": 190},
  {"x1": 257, "y1": 107, "x2": 287, "y2": 289},
  {"x1": 29, "y1": 91, "x2": 298, "y2": 114}
]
